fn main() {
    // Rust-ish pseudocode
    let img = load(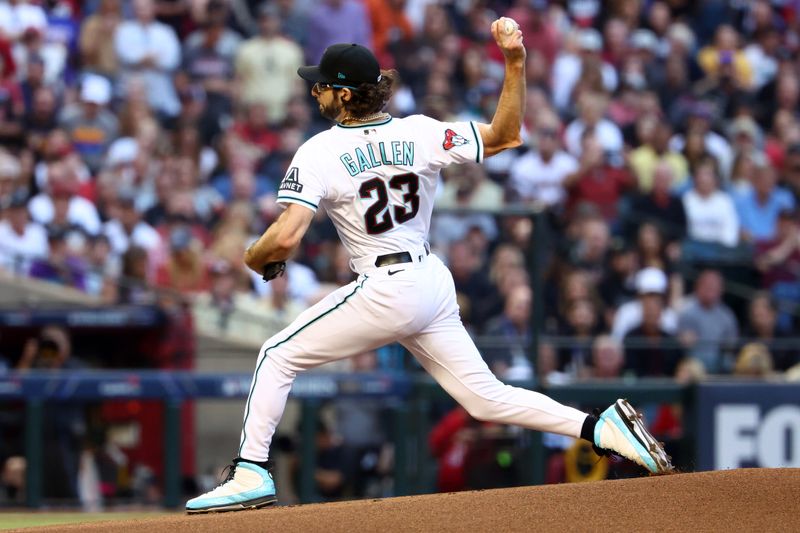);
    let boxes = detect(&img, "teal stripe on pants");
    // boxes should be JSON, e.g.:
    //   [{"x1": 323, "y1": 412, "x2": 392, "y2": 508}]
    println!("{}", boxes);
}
[{"x1": 238, "y1": 276, "x2": 369, "y2": 456}]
